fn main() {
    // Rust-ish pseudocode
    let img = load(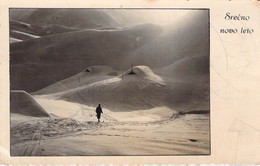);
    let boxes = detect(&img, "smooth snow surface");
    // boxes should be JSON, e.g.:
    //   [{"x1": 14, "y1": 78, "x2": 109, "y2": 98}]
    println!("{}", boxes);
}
[{"x1": 35, "y1": 66, "x2": 171, "y2": 112}]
